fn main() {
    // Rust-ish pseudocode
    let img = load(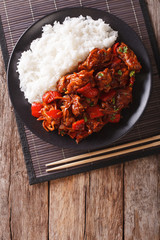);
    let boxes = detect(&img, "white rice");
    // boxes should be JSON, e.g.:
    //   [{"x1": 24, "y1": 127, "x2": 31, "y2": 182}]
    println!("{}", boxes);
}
[{"x1": 17, "y1": 15, "x2": 118, "y2": 103}]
